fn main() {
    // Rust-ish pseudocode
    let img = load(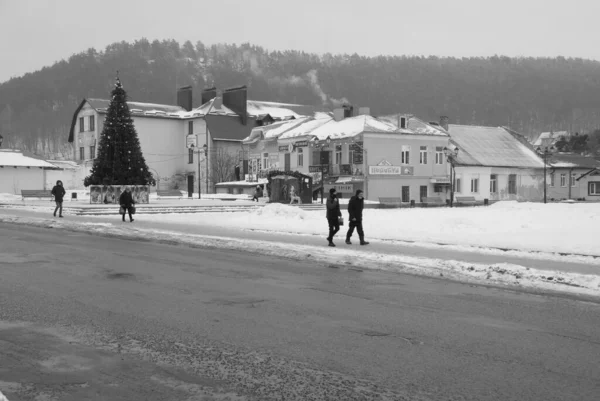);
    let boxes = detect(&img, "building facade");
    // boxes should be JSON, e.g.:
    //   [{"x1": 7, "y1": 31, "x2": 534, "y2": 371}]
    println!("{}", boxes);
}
[{"x1": 546, "y1": 153, "x2": 600, "y2": 201}]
